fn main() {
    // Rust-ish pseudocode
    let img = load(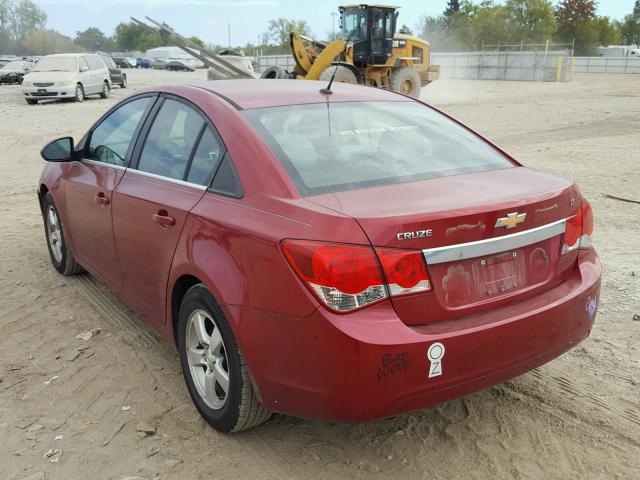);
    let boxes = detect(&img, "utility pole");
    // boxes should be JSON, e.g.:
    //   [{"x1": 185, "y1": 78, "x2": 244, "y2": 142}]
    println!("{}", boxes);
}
[{"x1": 227, "y1": 23, "x2": 231, "y2": 48}]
